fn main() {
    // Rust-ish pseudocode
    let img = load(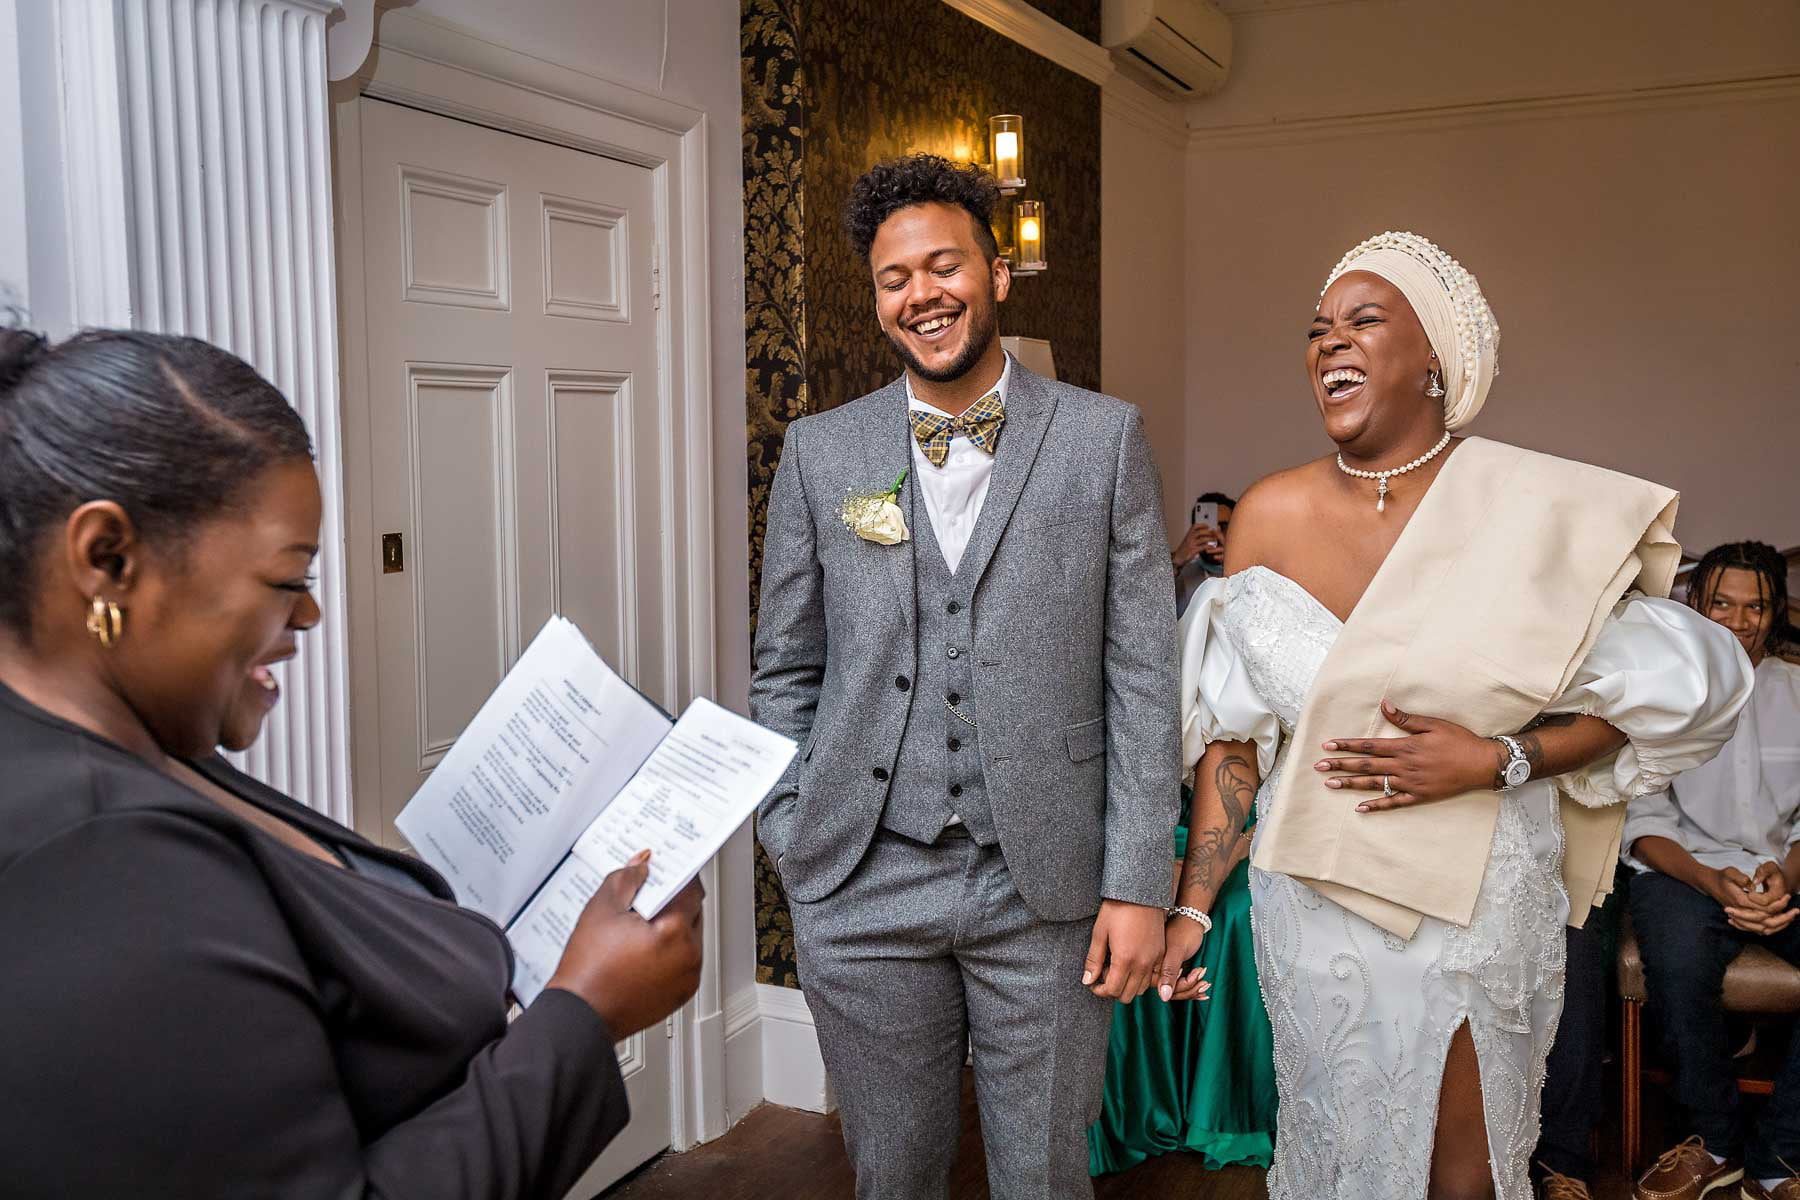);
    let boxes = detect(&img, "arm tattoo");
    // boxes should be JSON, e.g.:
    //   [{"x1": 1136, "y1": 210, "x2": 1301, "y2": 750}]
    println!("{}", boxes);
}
[
  {"x1": 1494, "y1": 713, "x2": 1578, "y2": 787},
  {"x1": 1188, "y1": 754, "x2": 1257, "y2": 897},
  {"x1": 1217, "y1": 754, "x2": 1255, "y2": 836}
]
